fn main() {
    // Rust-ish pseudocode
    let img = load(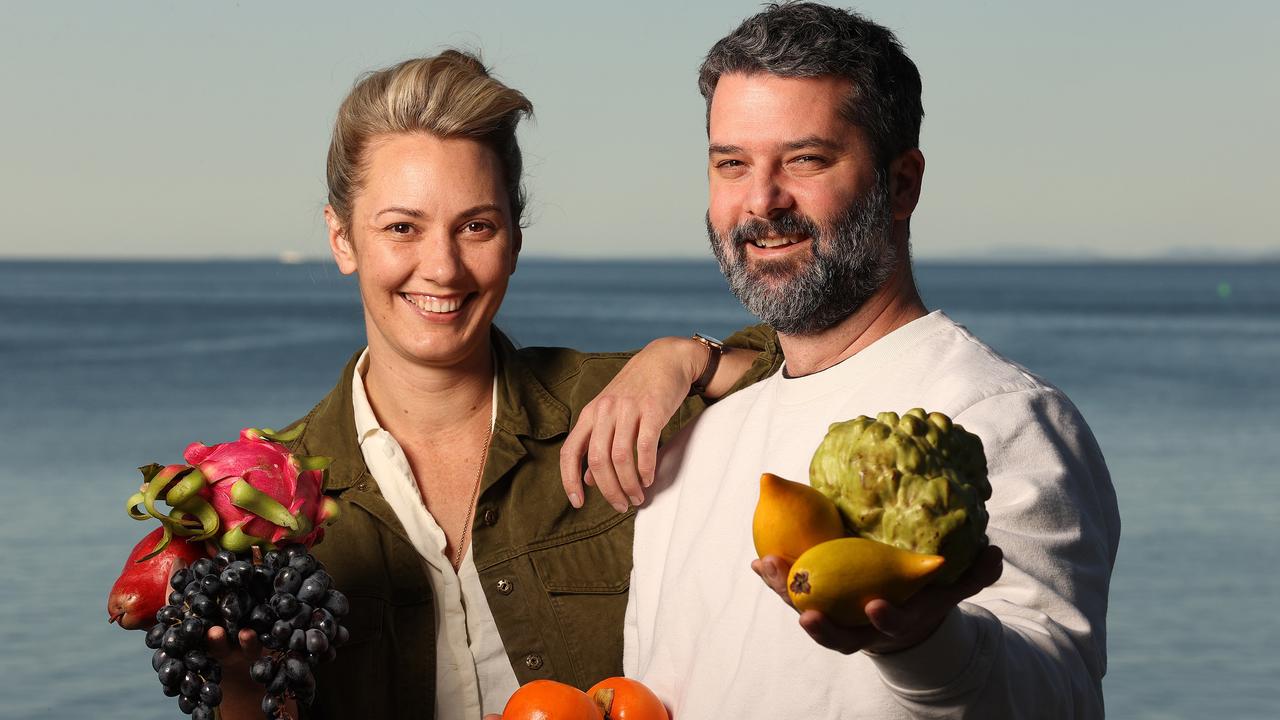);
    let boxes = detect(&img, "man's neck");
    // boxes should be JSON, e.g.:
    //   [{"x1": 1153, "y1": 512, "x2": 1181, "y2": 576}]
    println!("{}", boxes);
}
[{"x1": 777, "y1": 262, "x2": 928, "y2": 377}]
